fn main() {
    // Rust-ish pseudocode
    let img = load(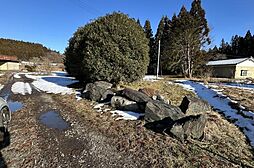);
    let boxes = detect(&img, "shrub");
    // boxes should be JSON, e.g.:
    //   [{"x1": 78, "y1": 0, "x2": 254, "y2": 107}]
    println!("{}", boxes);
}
[
  {"x1": 25, "y1": 65, "x2": 37, "y2": 72},
  {"x1": 64, "y1": 12, "x2": 149, "y2": 83}
]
